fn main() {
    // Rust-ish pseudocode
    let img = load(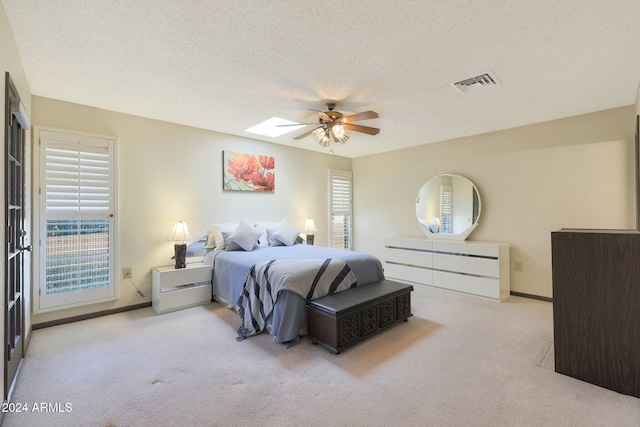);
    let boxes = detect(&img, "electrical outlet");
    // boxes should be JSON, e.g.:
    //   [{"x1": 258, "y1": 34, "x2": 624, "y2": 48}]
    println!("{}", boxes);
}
[
  {"x1": 122, "y1": 267, "x2": 132, "y2": 279},
  {"x1": 514, "y1": 261, "x2": 523, "y2": 272}
]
